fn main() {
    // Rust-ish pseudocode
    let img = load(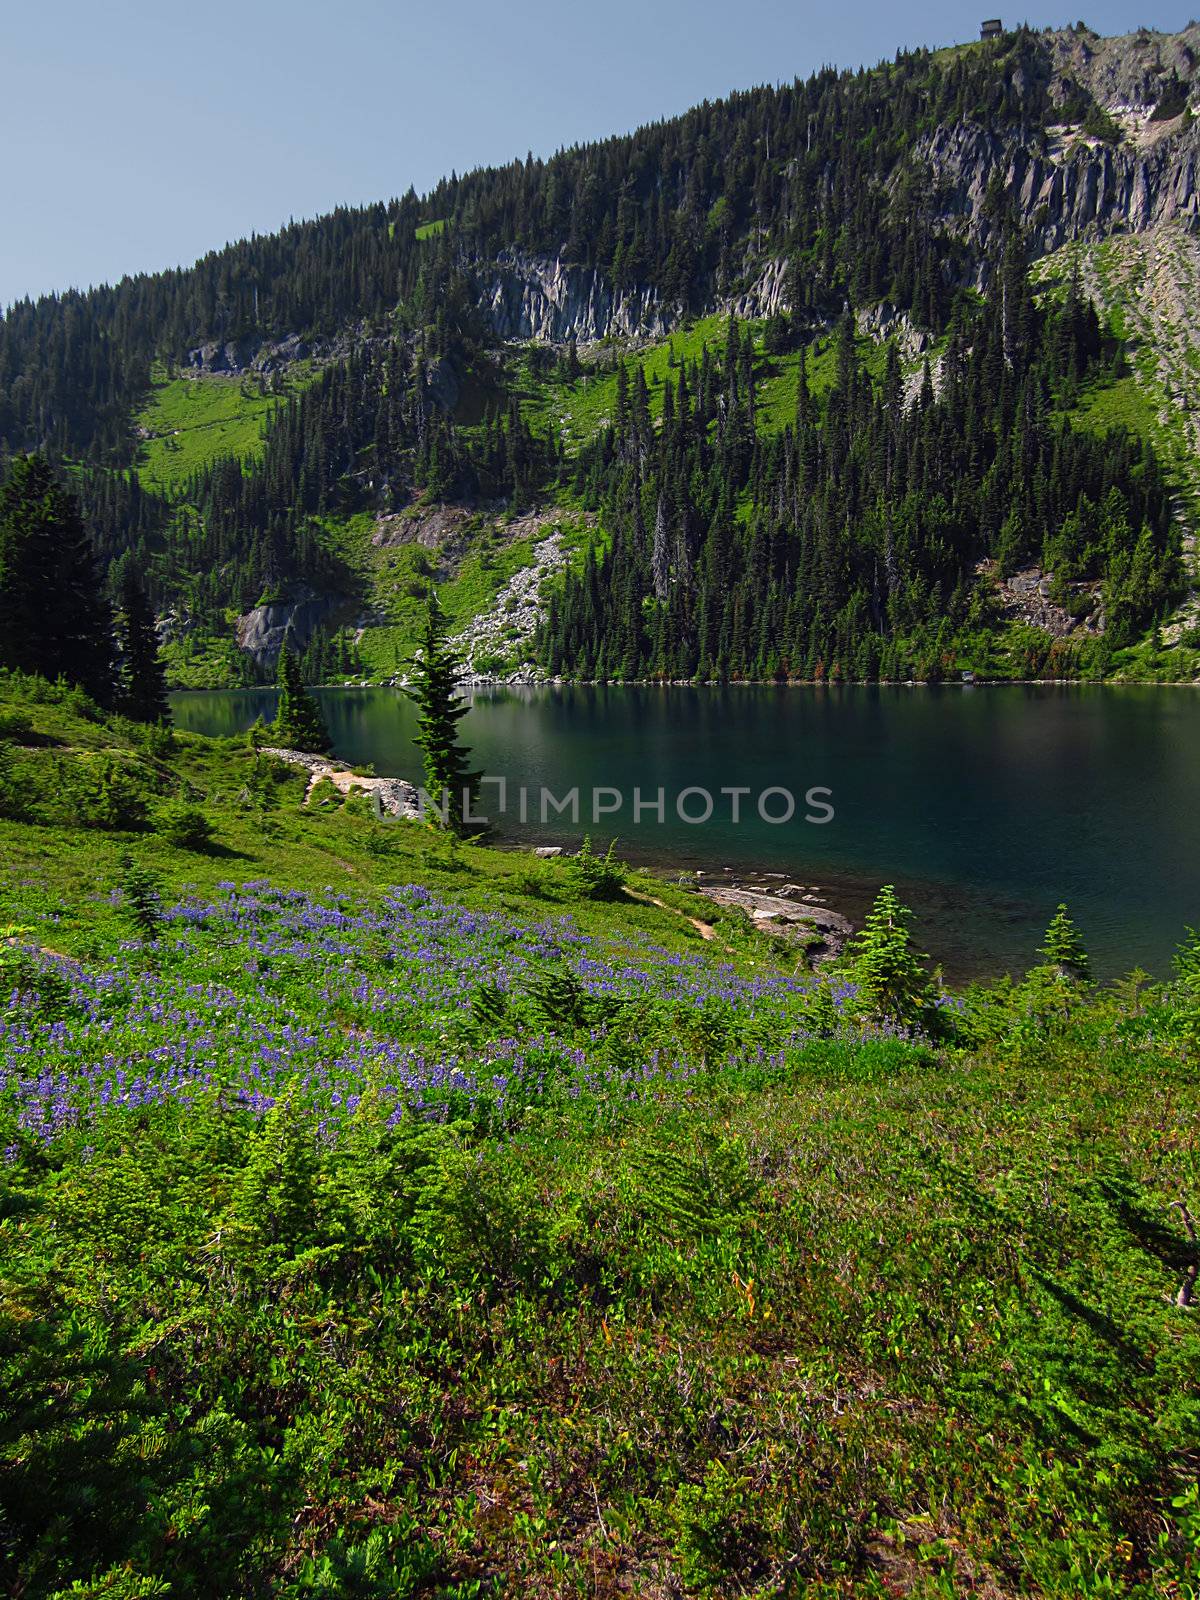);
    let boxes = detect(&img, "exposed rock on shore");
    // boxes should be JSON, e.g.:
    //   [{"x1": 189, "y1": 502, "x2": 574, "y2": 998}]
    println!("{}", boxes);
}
[
  {"x1": 260, "y1": 748, "x2": 420, "y2": 818},
  {"x1": 691, "y1": 872, "x2": 854, "y2": 960}
]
